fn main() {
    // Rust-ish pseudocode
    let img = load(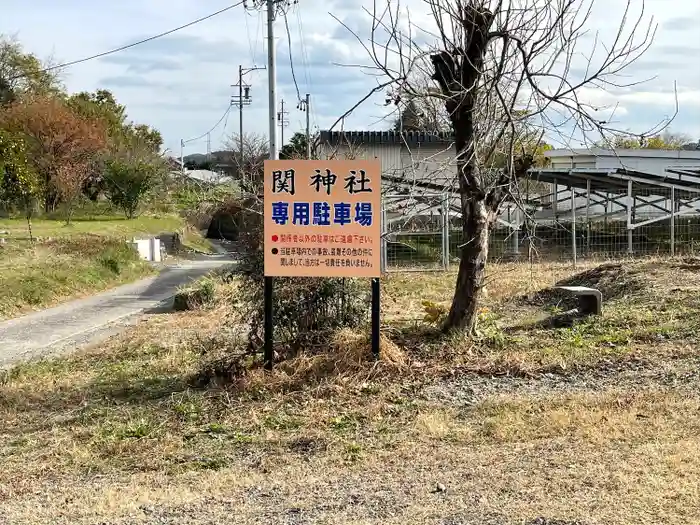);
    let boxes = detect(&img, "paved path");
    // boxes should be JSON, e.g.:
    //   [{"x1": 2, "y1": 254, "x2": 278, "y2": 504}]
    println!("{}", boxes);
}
[{"x1": 0, "y1": 254, "x2": 235, "y2": 366}]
